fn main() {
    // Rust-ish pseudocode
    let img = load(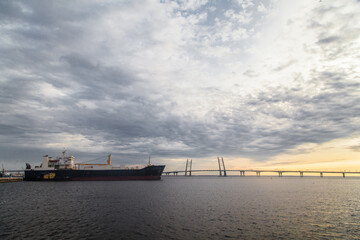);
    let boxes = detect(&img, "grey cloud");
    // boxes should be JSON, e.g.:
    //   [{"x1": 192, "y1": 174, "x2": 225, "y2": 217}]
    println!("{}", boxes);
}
[
  {"x1": 349, "y1": 145, "x2": 360, "y2": 152},
  {"x1": 48, "y1": 63, "x2": 360, "y2": 162},
  {"x1": 243, "y1": 69, "x2": 258, "y2": 77},
  {"x1": 0, "y1": 124, "x2": 24, "y2": 135},
  {"x1": 310, "y1": 3, "x2": 360, "y2": 60},
  {"x1": 317, "y1": 36, "x2": 340, "y2": 44},
  {"x1": 228, "y1": 68, "x2": 360, "y2": 158},
  {"x1": 0, "y1": 0, "x2": 97, "y2": 26},
  {"x1": 59, "y1": 54, "x2": 137, "y2": 101},
  {"x1": 61, "y1": 54, "x2": 96, "y2": 70},
  {"x1": 0, "y1": 1, "x2": 25, "y2": 21},
  {"x1": 1, "y1": 0, "x2": 359, "y2": 169},
  {"x1": 272, "y1": 60, "x2": 296, "y2": 72}
]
